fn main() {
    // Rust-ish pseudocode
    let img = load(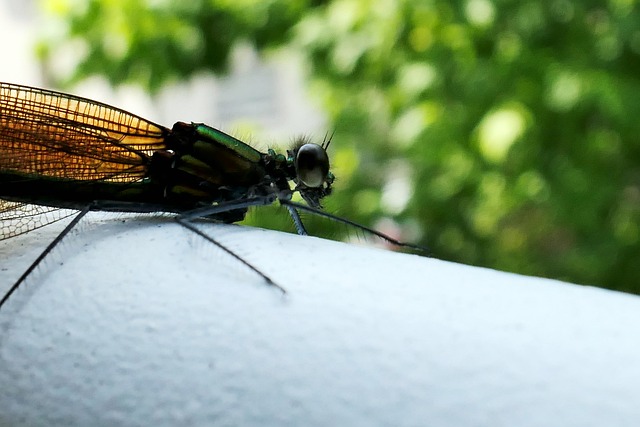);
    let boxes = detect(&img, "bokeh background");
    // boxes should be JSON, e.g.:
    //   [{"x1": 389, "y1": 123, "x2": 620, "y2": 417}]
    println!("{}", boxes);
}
[{"x1": 3, "y1": 0, "x2": 640, "y2": 293}]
